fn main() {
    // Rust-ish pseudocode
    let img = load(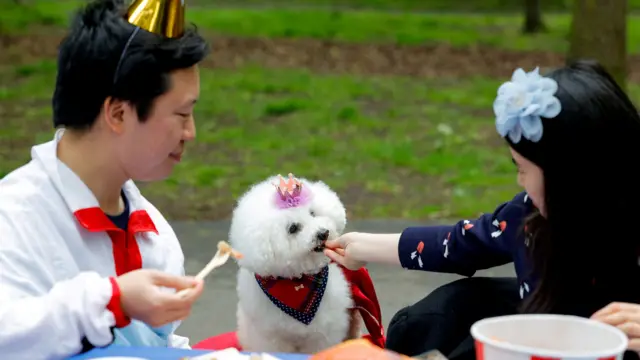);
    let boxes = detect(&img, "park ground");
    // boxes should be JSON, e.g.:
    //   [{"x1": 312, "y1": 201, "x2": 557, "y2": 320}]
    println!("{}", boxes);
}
[{"x1": 2, "y1": 0, "x2": 640, "y2": 221}]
